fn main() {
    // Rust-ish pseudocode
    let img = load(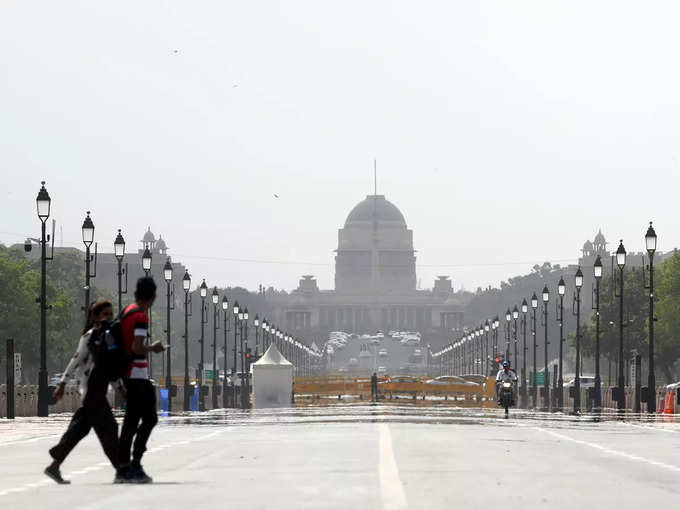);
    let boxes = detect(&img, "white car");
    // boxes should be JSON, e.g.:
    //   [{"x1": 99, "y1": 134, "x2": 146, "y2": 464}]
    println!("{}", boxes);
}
[{"x1": 564, "y1": 376, "x2": 596, "y2": 388}]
